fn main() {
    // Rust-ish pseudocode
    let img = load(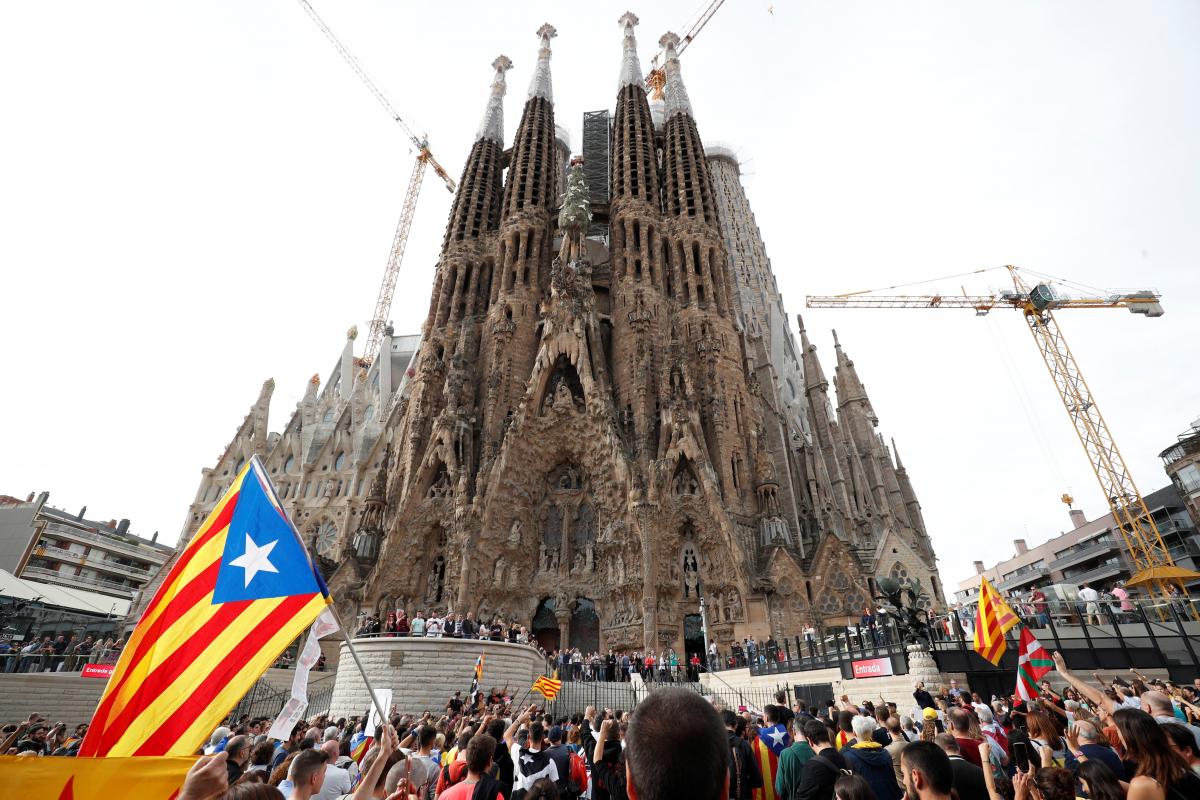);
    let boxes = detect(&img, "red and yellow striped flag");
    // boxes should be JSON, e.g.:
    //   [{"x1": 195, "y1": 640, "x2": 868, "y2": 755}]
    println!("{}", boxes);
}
[
  {"x1": 81, "y1": 457, "x2": 332, "y2": 757},
  {"x1": 973, "y1": 576, "x2": 1020, "y2": 665},
  {"x1": 532, "y1": 675, "x2": 563, "y2": 700}
]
